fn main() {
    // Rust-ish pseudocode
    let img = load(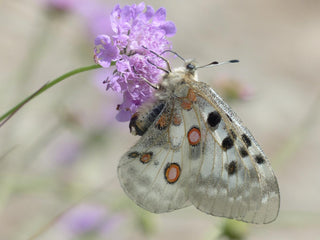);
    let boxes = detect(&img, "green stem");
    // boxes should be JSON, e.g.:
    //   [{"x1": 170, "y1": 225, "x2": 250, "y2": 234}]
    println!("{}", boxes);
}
[{"x1": 0, "y1": 64, "x2": 102, "y2": 126}]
